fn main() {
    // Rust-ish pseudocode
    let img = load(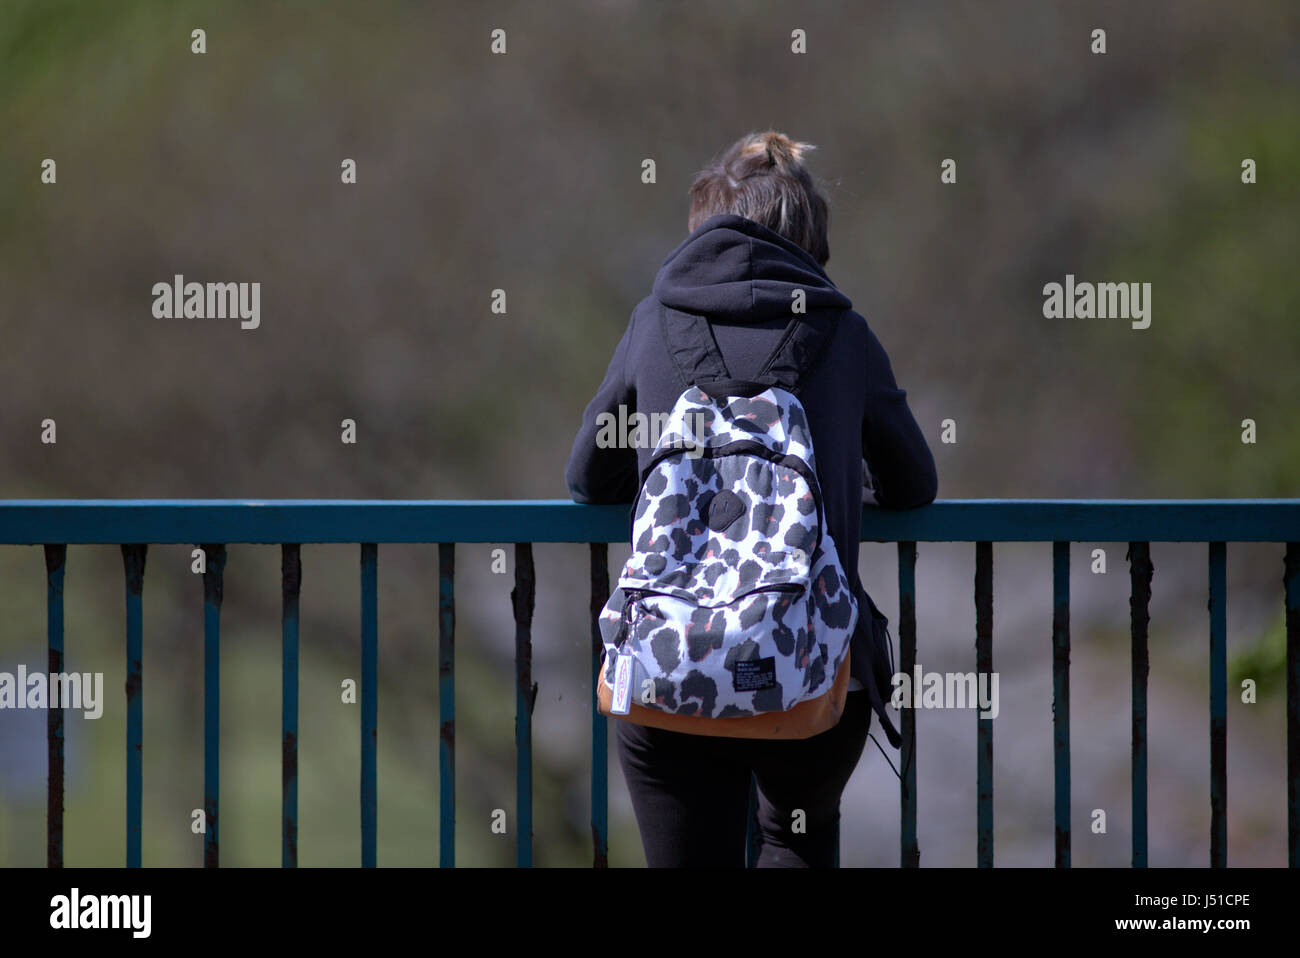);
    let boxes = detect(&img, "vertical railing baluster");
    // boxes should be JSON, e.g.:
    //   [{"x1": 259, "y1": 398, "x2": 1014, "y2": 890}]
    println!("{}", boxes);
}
[
  {"x1": 589, "y1": 543, "x2": 609, "y2": 868},
  {"x1": 45, "y1": 544, "x2": 66, "y2": 868},
  {"x1": 1052, "y1": 541, "x2": 1071, "y2": 867},
  {"x1": 513, "y1": 543, "x2": 537, "y2": 867},
  {"x1": 898, "y1": 541, "x2": 919, "y2": 867},
  {"x1": 281, "y1": 544, "x2": 300, "y2": 868},
  {"x1": 438, "y1": 543, "x2": 456, "y2": 868},
  {"x1": 1209, "y1": 541, "x2": 1227, "y2": 867},
  {"x1": 202, "y1": 543, "x2": 226, "y2": 868},
  {"x1": 1128, "y1": 541, "x2": 1152, "y2": 868},
  {"x1": 975, "y1": 541, "x2": 994, "y2": 868},
  {"x1": 360, "y1": 542, "x2": 378, "y2": 867},
  {"x1": 1286, "y1": 542, "x2": 1299, "y2": 868},
  {"x1": 121, "y1": 543, "x2": 147, "y2": 868}
]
